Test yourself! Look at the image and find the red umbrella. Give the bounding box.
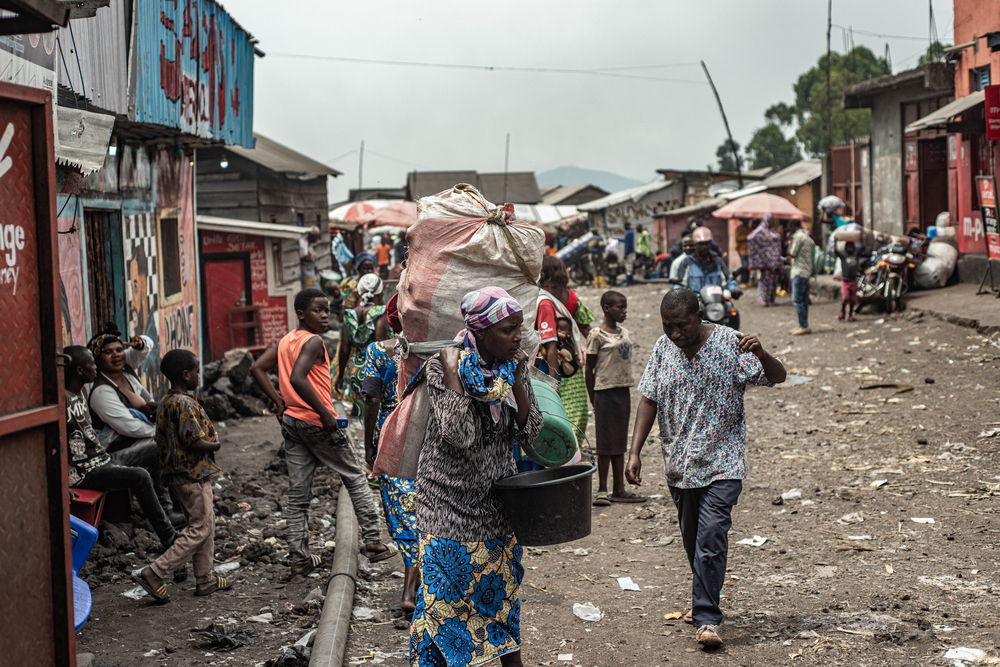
[329,201,376,222]
[359,201,417,228]
[712,193,809,220]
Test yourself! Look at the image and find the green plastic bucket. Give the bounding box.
[524,375,579,467]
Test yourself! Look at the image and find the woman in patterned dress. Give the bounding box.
[334,273,390,417]
[747,216,784,307]
[361,295,420,615]
[410,287,543,667]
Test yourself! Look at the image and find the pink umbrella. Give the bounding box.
[329,201,376,222]
[359,201,417,228]
[712,193,809,220]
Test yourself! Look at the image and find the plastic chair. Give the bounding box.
[69,488,107,527]
[69,515,98,632]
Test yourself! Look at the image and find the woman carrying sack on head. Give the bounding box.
[409,287,543,667]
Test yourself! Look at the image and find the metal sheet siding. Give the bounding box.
[133,0,254,146]
[57,0,130,114]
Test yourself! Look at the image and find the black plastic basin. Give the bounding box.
[493,464,596,546]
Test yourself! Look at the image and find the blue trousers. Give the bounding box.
[791,275,810,328]
[669,480,742,627]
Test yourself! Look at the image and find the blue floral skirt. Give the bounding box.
[378,474,418,568]
[409,532,523,667]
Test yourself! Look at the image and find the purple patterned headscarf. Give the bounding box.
[459,287,522,332]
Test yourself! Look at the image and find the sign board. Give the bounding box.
[986,85,1000,142]
[977,175,1000,260]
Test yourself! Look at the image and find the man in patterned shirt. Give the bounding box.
[625,289,785,649]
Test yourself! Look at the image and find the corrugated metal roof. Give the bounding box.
[761,159,822,188]
[132,0,255,146]
[539,183,608,205]
[477,172,541,204]
[407,171,479,199]
[229,133,340,179]
[512,204,580,225]
[905,90,984,132]
[197,215,310,239]
[57,0,129,115]
[577,178,675,212]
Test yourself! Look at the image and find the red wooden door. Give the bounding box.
[0,83,73,664]
[204,256,251,360]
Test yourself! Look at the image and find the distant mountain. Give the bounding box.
[537,166,644,194]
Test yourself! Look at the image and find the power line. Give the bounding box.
[268,52,706,85]
[831,23,927,42]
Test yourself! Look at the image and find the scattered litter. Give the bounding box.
[979,428,1000,439]
[781,375,813,387]
[214,561,241,574]
[121,585,147,600]
[572,548,590,557]
[237,502,252,511]
[837,512,864,525]
[190,624,259,652]
[871,480,889,488]
[932,625,957,633]
[616,577,641,591]
[859,383,913,394]
[885,564,894,574]
[293,630,316,648]
[246,612,273,623]
[557,654,574,661]
[266,645,310,667]
[572,602,603,622]
[943,647,986,662]
[143,649,163,657]
[736,535,768,547]
[663,611,684,620]
[912,404,927,410]
[353,606,377,621]
[303,586,325,604]
[910,517,935,524]
[820,385,834,392]
[781,488,803,501]
[846,535,872,540]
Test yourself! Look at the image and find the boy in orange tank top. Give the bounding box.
[252,288,395,575]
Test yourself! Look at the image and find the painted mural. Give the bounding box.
[133,0,255,147]
[56,195,87,346]
[123,152,199,392]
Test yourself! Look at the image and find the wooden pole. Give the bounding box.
[503,132,510,202]
[700,60,743,188]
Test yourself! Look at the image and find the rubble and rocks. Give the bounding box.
[200,349,275,421]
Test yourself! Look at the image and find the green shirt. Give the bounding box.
[637,230,652,256]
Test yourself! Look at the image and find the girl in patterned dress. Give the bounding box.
[361,295,420,615]
[410,287,543,667]
[747,217,784,306]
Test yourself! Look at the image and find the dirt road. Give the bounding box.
[78,282,1000,665]
[348,284,1000,666]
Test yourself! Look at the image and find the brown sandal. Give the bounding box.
[134,567,170,603]
[194,576,233,597]
[364,543,398,563]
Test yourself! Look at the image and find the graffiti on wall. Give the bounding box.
[134,0,255,146]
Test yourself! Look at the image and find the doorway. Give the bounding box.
[83,209,127,336]
[919,137,949,229]
[202,253,253,360]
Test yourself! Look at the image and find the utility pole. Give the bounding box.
[503,132,510,202]
[825,0,833,194]
[358,140,364,192]
[700,60,743,188]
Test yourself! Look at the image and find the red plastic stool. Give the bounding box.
[69,488,107,527]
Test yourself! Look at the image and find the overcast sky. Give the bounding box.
[226,0,953,203]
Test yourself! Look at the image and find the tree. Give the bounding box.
[918,41,951,65]
[789,47,890,156]
[715,139,742,172]
[744,123,802,171]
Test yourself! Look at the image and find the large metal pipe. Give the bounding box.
[309,485,359,667]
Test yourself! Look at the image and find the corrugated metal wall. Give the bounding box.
[56,0,129,115]
[132,0,254,147]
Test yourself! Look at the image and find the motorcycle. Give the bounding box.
[698,284,741,330]
[858,242,917,313]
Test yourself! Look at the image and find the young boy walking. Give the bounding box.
[136,349,228,602]
[837,240,861,321]
[252,288,394,576]
[586,291,644,506]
